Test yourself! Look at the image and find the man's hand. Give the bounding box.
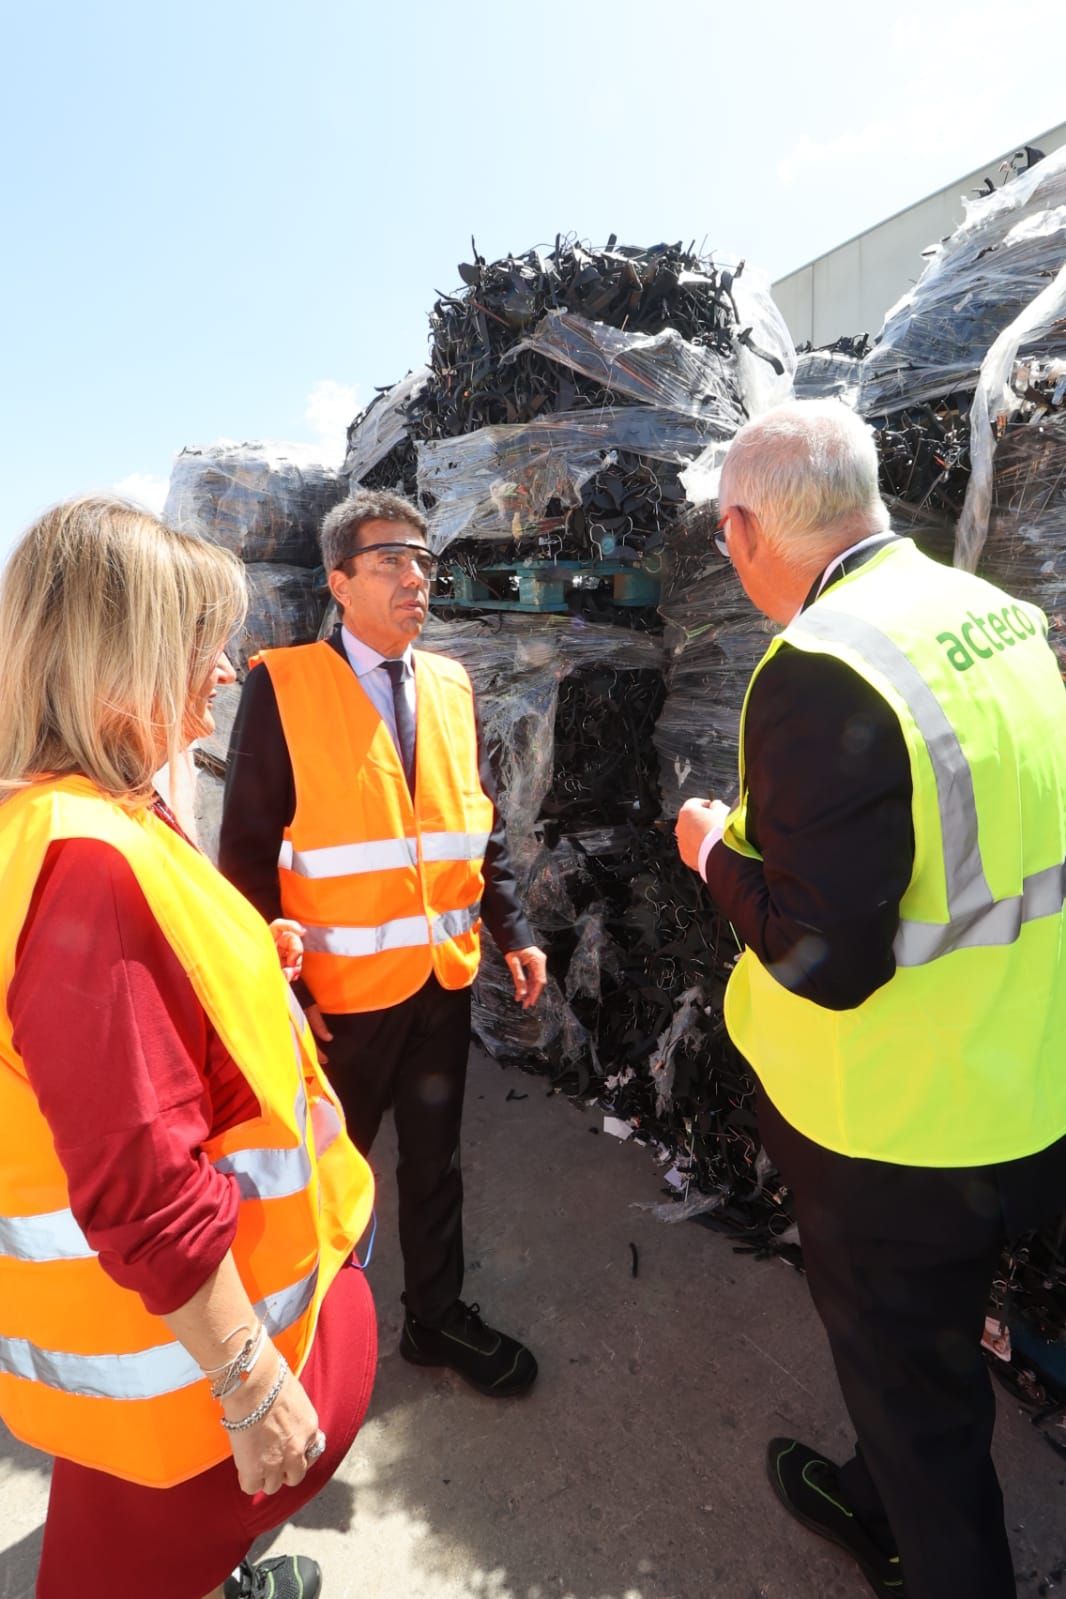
[505,946,547,1009]
[674,797,731,872]
[304,1002,334,1066]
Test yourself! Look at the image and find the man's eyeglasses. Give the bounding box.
[713,515,731,560]
[345,542,439,582]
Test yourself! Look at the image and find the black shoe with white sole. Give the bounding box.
[766,1437,905,1598]
[400,1299,538,1397]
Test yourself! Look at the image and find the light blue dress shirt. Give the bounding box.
[340,625,417,758]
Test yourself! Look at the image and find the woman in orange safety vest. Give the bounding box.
[0,499,375,1599]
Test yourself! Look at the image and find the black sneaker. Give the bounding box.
[223,1555,322,1599]
[766,1438,905,1598]
[400,1299,538,1397]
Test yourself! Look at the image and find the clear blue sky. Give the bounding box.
[2,0,1063,553]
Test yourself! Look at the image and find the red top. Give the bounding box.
[9,818,258,1315]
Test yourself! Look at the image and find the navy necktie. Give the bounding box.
[382,658,416,794]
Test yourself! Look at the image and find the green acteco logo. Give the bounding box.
[937,604,1039,671]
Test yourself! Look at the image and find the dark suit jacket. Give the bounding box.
[219,627,534,1010]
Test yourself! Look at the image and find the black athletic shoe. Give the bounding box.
[766,1437,905,1598]
[400,1299,538,1397]
[223,1555,322,1599]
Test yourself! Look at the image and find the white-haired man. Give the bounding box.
[675,400,1066,1599]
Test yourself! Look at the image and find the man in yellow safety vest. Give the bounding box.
[675,400,1066,1599]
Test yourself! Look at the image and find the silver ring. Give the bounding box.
[304,1429,326,1463]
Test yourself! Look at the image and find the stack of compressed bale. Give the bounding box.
[340,368,428,499]
[418,611,664,1073]
[340,237,798,1250]
[654,500,777,816]
[793,333,870,405]
[164,442,342,672]
[858,145,1066,545]
[955,266,1066,664]
[163,442,344,852]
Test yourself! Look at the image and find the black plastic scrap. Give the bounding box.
[335,222,1066,1389]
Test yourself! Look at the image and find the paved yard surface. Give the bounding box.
[2,1047,1063,1599]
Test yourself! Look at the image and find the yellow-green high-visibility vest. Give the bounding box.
[722,537,1066,1166]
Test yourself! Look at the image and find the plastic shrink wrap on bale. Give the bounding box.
[418,406,716,552]
[860,147,1066,416]
[341,368,428,494]
[420,614,661,1066]
[232,563,329,673]
[954,263,1066,664]
[164,442,344,565]
[793,336,869,406]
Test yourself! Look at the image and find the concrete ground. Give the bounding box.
[3,1047,1064,1599]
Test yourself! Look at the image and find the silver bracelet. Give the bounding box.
[211,1323,269,1400]
[219,1353,289,1432]
[200,1321,253,1376]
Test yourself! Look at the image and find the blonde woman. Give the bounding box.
[0,499,377,1599]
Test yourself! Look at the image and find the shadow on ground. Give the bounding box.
[266,1048,1066,1599]
[5,1049,1064,1598]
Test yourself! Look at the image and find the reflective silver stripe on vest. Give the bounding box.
[0,1265,318,1400]
[787,609,1066,963]
[3,1090,316,1260]
[279,832,489,879]
[303,899,482,959]
[214,1081,310,1201]
[280,837,416,877]
[214,1139,312,1201]
[419,830,490,864]
[0,1208,95,1263]
[310,1099,343,1161]
[432,902,482,943]
[789,608,994,919]
[894,857,1066,966]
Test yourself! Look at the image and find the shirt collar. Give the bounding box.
[340,624,414,680]
[798,532,899,617]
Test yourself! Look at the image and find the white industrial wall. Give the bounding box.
[773,121,1066,348]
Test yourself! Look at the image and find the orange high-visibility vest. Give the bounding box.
[0,776,374,1487]
[257,642,496,1014]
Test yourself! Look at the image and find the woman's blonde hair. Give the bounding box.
[0,496,247,806]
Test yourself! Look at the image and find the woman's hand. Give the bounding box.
[222,1350,323,1495]
[268,918,304,983]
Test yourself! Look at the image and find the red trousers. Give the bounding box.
[38,1265,376,1599]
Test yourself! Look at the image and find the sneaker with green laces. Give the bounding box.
[400,1298,538,1397]
[223,1555,322,1599]
[766,1437,905,1598]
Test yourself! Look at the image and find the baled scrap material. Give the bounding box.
[343,240,792,593]
[341,367,428,496]
[417,406,713,553]
[972,356,1066,667]
[956,265,1066,583]
[234,563,330,674]
[164,442,343,566]
[654,503,777,815]
[793,335,869,406]
[413,238,792,441]
[420,612,662,1069]
[860,146,1066,416]
[870,397,973,519]
[163,444,337,676]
